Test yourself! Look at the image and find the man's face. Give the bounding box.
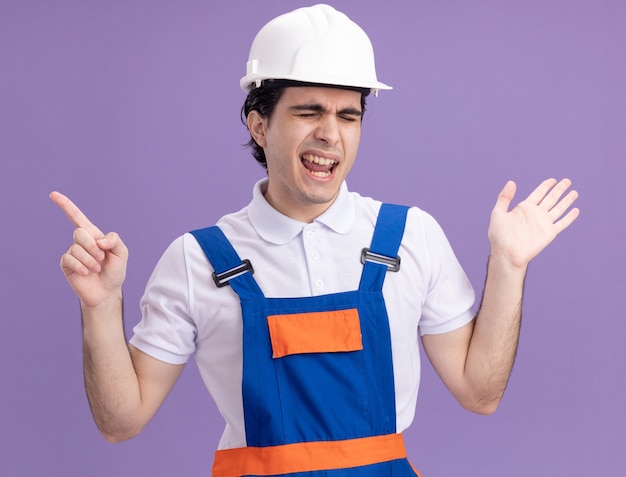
[248,86,363,222]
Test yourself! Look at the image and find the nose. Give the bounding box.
[314,115,341,145]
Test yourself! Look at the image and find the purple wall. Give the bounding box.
[2,1,624,475]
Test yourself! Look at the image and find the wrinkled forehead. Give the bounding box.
[277,86,364,111]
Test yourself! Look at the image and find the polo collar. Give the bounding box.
[248,179,355,245]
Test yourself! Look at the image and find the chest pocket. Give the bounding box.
[267,308,363,358]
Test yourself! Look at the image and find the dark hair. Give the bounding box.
[240,80,369,169]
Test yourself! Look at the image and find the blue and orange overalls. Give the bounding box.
[191,204,421,477]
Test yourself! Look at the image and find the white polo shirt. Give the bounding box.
[130,179,476,450]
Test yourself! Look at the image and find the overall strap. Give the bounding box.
[359,203,410,292]
[189,226,264,300]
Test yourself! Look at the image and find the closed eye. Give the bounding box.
[291,104,324,116]
[339,114,359,122]
[290,104,362,122]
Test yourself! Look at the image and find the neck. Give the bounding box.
[264,192,334,223]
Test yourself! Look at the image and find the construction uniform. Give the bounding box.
[130,179,475,476]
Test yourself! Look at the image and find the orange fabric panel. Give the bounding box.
[267,308,363,358]
[212,433,407,477]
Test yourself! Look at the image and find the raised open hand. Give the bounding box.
[50,192,128,308]
[488,178,580,269]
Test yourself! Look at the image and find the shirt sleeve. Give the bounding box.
[129,235,197,364]
[416,211,476,336]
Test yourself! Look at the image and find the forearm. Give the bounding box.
[464,253,527,412]
[81,294,144,442]
[51,192,183,441]
[424,179,578,415]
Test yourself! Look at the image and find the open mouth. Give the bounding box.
[301,153,337,178]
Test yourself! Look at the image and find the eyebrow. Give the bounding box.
[290,103,363,117]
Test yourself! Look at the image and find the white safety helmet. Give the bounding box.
[240,4,392,96]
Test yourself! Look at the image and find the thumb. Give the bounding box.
[96,232,128,260]
[493,180,517,214]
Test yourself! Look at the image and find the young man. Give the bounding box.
[50,5,579,476]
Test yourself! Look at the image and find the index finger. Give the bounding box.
[50,191,104,236]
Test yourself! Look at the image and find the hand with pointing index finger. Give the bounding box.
[50,191,128,309]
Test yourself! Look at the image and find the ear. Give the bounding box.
[247,111,267,148]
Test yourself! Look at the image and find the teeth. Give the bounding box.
[310,170,331,178]
[302,154,337,166]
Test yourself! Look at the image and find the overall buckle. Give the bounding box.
[212,259,254,288]
[360,248,401,272]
